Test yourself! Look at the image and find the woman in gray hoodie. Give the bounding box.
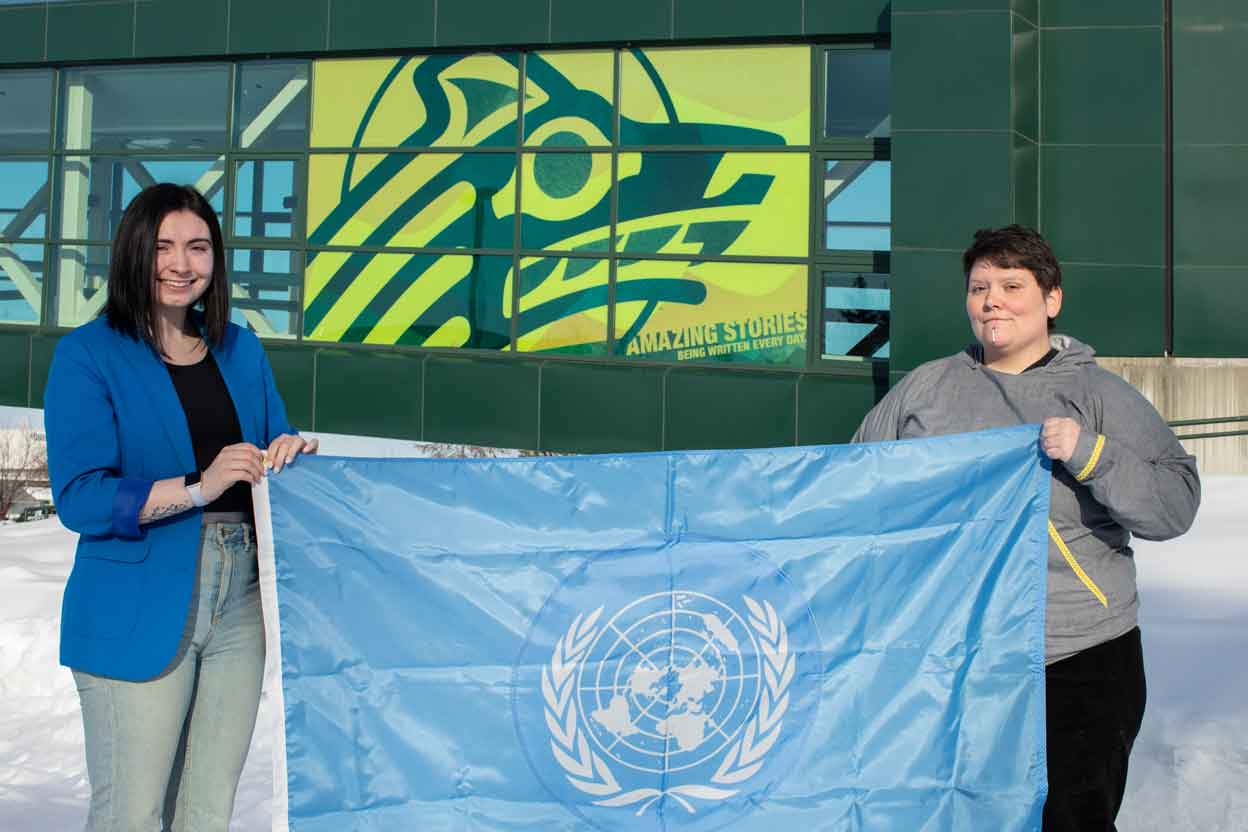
[854,225,1200,832]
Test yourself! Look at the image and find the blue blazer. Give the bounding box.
[45,317,294,681]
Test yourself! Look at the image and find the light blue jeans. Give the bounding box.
[73,520,265,832]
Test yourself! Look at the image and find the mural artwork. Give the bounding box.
[305,47,809,365]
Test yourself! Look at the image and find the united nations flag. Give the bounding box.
[257,426,1050,830]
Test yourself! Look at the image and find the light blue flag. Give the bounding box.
[255,425,1050,831]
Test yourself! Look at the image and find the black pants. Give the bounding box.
[1043,627,1147,832]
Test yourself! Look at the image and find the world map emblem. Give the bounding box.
[514,551,820,830]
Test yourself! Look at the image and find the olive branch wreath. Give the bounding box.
[541,597,793,816]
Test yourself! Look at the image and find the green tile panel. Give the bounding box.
[423,355,540,449]
[1174,19,1248,145]
[893,11,1012,132]
[1174,0,1248,26]
[46,0,134,63]
[892,131,1013,251]
[135,0,228,58]
[1040,145,1164,266]
[264,344,316,432]
[0,5,47,64]
[327,0,436,50]
[805,0,892,33]
[0,331,31,406]
[1041,0,1162,27]
[1012,132,1039,229]
[230,0,328,54]
[674,0,802,39]
[540,363,664,453]
[314,349,422,440]
[1040,27,1162,145]
[549,0,671,42]
[665,369,796,450]
[1174,146,1248,268]
[895,0,1035,14]
[796,371,883,446]
[887,248,968,372]
[1011,14,1039,142]
[1173,268,1248,357]
[28,333,59,409]
[436,0,550,47]
[1056,264,1165,355]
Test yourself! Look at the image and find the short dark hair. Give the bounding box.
[962,224,1062,294]
[103,183,229,354]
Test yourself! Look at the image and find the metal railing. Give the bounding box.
[1169,415,1248,441]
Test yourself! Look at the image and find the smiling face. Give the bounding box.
[152,210,213,317]
[965,260,1062,372]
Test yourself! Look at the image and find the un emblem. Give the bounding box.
[515,550,819,829]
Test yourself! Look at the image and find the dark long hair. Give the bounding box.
[103,183,229,354]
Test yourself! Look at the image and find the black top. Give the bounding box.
[165,351,252,518]
[1022,348,1059,373]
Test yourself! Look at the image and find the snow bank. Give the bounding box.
[2,455,1243,830]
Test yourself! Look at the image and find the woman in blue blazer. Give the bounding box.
[45,184,317,831]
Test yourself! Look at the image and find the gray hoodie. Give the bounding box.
[853,335,1201,664]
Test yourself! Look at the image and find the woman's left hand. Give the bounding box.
[1040,417,1081,462]
[266,434,319,473]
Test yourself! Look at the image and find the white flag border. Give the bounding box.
[253,476,290,832]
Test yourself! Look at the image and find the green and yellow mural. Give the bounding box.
[304,46,810,365]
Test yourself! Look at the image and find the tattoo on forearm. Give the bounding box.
[141,501,191,522]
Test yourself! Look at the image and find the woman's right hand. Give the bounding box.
[201,443,266,502]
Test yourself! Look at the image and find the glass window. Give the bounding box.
[52,243,110,328]
[515,255,608,356]
[311,53,520,149]
[0,70,53,150]
[303,251,512,348]
[229,248,301,338]
[234,62,310,150]
[0,242,43,324]
[824,49,890,139]
[0,159,50,240]
[59,64,230,152]
[615,260,807,367]
[824,159,891,252]
[233,159,301,240]
[519,150,611,252]
[822,271,889,360]
[617,152,808,258]
[59,157,224,242]
[524,51,614,147]
[306,153,515,250]
[621,46,810,146]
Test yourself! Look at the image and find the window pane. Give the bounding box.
[0,70,53,150]
[824,160,891,251]
[621,46,809,146]
[825,49,890,138]
[303,251,512,348]
[823,271,889,359]
[524,51,613,146]
[311,53,520,149]
[234,62,310,150]
[516,256,607,356]
[519,151,611,252]
[52,243,109,328]
[60,64,230,152]
[614,260,806,367]
[0,159,49,240]
[234,159,300,240]
[617,152,808,258]
[59,157,223,242]
[306,153,515,250]
[229,248,301,338]
[0,242,43,324]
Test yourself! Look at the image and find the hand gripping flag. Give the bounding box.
[255,425,1050,831]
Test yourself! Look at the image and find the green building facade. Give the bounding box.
[0,0,1243,452]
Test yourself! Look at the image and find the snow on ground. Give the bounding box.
[1,422,1243,829]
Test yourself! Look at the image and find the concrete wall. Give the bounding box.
[1099,357,1248,475]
